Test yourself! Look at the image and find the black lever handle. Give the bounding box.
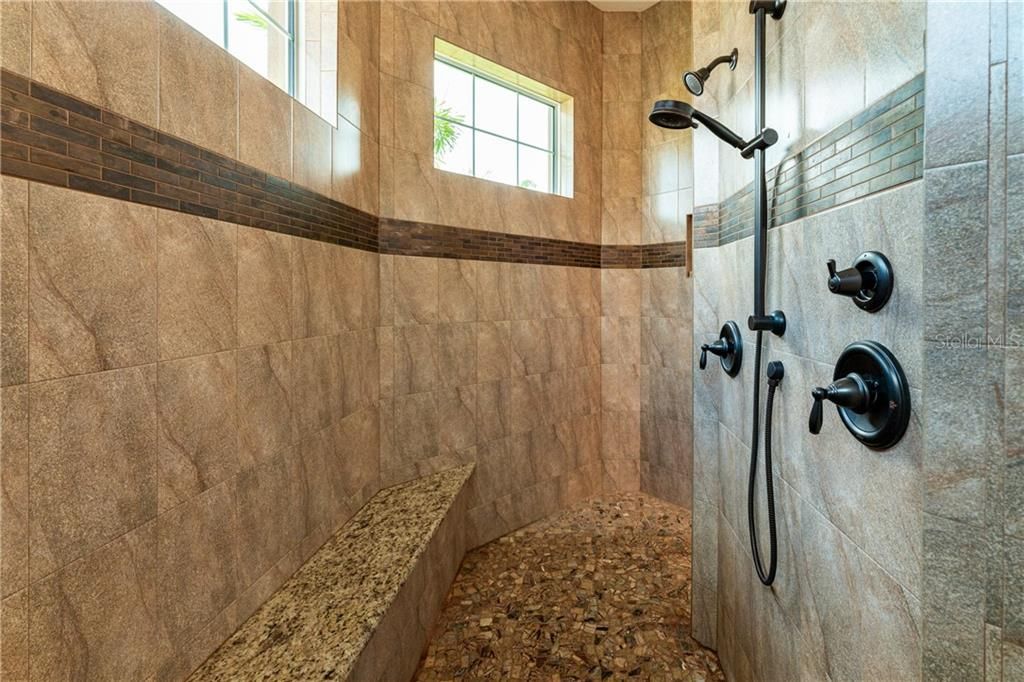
[700,340,731,371]
[808,373,874,435]
[809,387,826,434]
[827,259,877,297]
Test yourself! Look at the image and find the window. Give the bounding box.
[157,0,336,123]
[433,39,573,197]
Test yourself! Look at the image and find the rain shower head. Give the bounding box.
[683,48,738,97]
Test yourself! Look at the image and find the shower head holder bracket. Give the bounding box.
[808,340,911,449]
[700,321,743,377]
[749,0,786,20]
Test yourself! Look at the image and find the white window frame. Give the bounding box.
[433,55,560,194]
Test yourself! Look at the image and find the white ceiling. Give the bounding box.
[588,0,658,11]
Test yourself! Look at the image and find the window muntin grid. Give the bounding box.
[433,56,558,194]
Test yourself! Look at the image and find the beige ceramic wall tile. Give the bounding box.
[341,247,380,330]
[394,256,438,326]
[332,117,380,214]
[238,65,292,181]
[646,140,681,195]
[29,521,171,680]
[156,482,239,648]
[291,237,342,339]
[603,54,643,103]
[292,101,333,196]
[603,101,643,152]
[158,9,238,158]
[157,212,237,360]
[603,196,643,245]
[1,176,28,386]
[237,342,293,466]
[157,351,239,513]
[28,184,157,382]
[603,456,641,492]
[389,7,437,88]
[237,226,292,347]
[29,365,158,580]
[604,11,643,56]
[437,322,476,388]
[391,78,432,155]
[0,0,30,75]
[603,149,643,199]
[1,386,28,596]
[476,321,511,384]
[601,269,642,317]
[291,336,337,438]
[643,191,682,244]
[232,454,305,588]
[337,30,380,140]
[395,324,439,396]
[438,260,477,323]
[390,149,441,223]
[31,0,159,126]
[0,589,28,679]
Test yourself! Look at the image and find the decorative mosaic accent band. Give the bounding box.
[600,245,641,269]
[0,69,379,251]
[640,241,686,268]
[692,204,721,249]
[379,218,603,267]
[0,68,684,270]
[695,73,924,249]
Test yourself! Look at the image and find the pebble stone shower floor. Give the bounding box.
[415,494,724,681]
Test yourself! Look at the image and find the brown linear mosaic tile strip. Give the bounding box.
[641,241,686,269]
[599,243,687,269]
[600,245,642,269]
[0,68,378,252]
[379,218,603,267]
[0,69,687,271]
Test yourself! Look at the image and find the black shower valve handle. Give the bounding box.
[809,387,826,434]
[826,259,871,297]
[808,373,873,435]
[699,339,731,370]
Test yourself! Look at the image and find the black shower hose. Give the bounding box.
[747,330,778,586]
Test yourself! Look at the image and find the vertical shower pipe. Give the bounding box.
[745,0,786,587]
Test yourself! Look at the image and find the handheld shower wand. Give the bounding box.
[649,100,779,159]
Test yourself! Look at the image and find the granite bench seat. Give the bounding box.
[188,465,474,682]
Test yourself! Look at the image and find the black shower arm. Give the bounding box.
[690,109,778,158]
[698,53,734,77]
[690,109,746,149]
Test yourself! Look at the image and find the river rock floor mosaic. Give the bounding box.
[415,494,724,681]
